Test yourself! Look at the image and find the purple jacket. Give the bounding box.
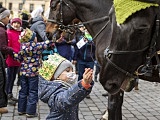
[0,23,13,56]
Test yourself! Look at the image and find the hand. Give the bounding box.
[82,68,93,84]
[56,35,64,43]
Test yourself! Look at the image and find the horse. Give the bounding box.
[48,0,160,119]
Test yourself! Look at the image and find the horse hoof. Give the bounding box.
[101,110,108,120]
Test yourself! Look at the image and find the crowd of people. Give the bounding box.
[0,4,99,119]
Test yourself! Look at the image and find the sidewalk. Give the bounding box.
[0,79,160,120]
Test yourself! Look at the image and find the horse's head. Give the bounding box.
[99,7,160,94]
[47,0,79,42]
[49,0,76,25]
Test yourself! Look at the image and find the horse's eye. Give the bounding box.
[51,5,57,11]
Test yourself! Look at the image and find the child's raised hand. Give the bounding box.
[82,68,93,84]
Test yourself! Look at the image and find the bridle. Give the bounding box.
[104,8,160,79]
[48,0,110,42]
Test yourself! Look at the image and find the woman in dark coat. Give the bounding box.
[0,6,13,114]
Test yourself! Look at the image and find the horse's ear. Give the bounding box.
[50,0,59,10]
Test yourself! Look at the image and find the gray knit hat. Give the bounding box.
[0,8,10,20]
[54,60,73,79]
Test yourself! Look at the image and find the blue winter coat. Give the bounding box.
[38,76,94,120]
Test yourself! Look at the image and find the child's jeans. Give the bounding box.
[6,66,19,95]
[18,75,38,115]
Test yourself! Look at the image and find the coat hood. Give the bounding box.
[31,16,44,24]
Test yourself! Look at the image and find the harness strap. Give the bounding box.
[155,6,160,77]
[144,6,160,77]
[104,54,137,78]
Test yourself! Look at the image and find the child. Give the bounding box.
[13,28,55,118]
[6,18,22,106]
[38,53,94,120]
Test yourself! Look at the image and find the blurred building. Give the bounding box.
[0,0,50,17]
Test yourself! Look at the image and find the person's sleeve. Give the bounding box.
[0,32,13,55]
[73,45,78,61]
[13,51,23,62]
[36,40,55,50]
[47,80,94,112]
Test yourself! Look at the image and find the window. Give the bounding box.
[0,2,2,6]
[30,4,34,13]
[19,3,23,10]
[9,3,12,10]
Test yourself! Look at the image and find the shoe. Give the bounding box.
[0,107,8,114]
[10,97,18,102]
[18,112,26,115]
[8,99,17,106]
[102,92,108,97]
[26,113,38,118]
[8,94,18,102]
[86,95,91,99]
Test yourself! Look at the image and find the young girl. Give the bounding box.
[38,53,94,120]
[6,18,22,106]
[13,28,55,118]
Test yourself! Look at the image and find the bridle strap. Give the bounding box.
[60,0,63,23]
[105,54,138,78]
[104,46,148,78]
[106,46,149,55]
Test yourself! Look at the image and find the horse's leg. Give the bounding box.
[108,90,124,120]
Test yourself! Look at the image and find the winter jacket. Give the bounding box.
[73,31,96,62]
[38,75,94,120]
[0,22,13,56]
[6,24,21,67]
[55,39,75,61]
[0,22,13,108]
[30,16,48,42]
[13,40,55,77]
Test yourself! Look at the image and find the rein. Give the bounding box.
[104,46,149,78]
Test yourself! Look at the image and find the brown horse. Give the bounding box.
[48,0,160,119]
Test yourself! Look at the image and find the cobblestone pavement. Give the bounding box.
[0,79,160,120]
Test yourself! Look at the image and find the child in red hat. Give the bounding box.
[6,17,23,106]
